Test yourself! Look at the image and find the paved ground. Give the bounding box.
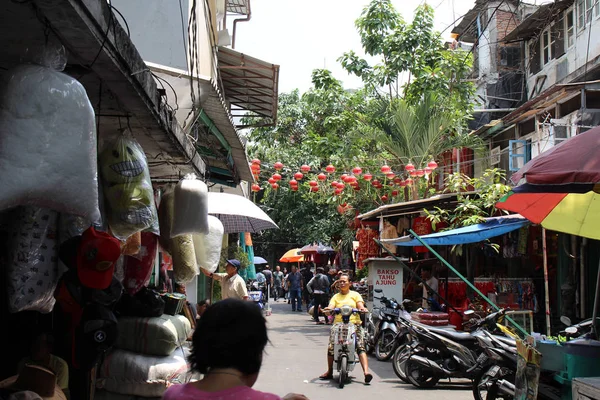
[254,300,474,400]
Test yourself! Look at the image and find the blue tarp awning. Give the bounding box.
[382,214,529,247]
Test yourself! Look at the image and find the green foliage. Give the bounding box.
[219,245,250,270]
[339,1,475,131]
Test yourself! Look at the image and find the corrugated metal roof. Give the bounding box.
[503,0,574,43]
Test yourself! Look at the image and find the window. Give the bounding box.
[577,0,599,30]
[566,9,575,47]
[541,28,554,65]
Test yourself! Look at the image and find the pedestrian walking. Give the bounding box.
[262,265,274,300]
[306,267,330,325]
[286,265,303,312]
[301,263,314,309]
[272,265,284,301]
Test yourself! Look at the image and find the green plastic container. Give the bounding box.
[536,340,566,372]
[563,339,600,381]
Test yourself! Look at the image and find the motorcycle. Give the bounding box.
[473,316,598,400]
[327,305,366,388]
[404,308,508,388]
[247,280,266,310]
[367,289,409,361]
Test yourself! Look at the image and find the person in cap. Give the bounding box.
[0,364,66,400]
[17,334,69,396]
[201,260,248,301]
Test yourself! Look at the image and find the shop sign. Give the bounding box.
[375,268,400,286]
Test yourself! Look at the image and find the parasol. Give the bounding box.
[300,243,335,254]
[254,256,268,264]
[279,248,304,263]
[497,126,600,337]
[207,192,278,233]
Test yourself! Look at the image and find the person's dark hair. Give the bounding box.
[198,298,210,308]
[189,299,268,375]
[316,267,324,274]
[422,265,433,273]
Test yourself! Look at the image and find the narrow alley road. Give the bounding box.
[253,300,473,400]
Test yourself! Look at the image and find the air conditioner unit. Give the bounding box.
[550,118,571,145]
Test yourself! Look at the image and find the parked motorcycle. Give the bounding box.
[247,280,266,310]
[404,308,508,388]
[367,289,411,361]
[327,305,366,388]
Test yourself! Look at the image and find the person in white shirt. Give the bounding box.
[201,259,249,301]
[420,265,439,309]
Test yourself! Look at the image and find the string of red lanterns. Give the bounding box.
[250,158,439,194]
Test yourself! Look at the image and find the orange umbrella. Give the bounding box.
[279,248,304,263]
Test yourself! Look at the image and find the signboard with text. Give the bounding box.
[365,258,404,310]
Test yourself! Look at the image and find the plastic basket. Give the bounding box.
[563,339,600,381]
[162,293,186,316]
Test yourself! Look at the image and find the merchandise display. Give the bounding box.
[0,56,99,220]
[157,190,175,253]
[97,347,194,397]
[123,233,158,295]
[115,314,191,356]
[6,206,59,313]
[171,235,198,284]
[192,215,224,273]
[121,232,141,257]
[171,175,209,237]
[99,133,159,240]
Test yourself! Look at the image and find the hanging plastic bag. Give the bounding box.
[171,174,209,237]
[6,206,60,313]
[171,235,198,284]
[0,42,99,221]
[192,216,224,273]
[99,132,158,240]
[121,231,141,257]
[158,190,175,254]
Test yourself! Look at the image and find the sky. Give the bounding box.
[232,0,477,94]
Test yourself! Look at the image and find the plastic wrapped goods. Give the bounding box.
[0,64,99,220]
[123,233,158,295]
[171,175,209,237]
[157,191,175,254]
[99,133,159,240]
[97,347,196,397]
[6,206,60,313]
[192,216,224,273]
[171,235,198,284]
[121,232,141,257]
[115,314,191,356]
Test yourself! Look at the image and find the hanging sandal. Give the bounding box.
[319,372,333,380]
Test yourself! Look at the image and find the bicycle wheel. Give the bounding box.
[339,356,348,388]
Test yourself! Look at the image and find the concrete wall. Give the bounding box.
[526,5,600,95]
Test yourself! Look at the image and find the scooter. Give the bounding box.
[247,280,266,310]
[404,308,508,388]
[328,305,365,388]
[367,289,410,361]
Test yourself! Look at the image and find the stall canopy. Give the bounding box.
[382,214,529,247]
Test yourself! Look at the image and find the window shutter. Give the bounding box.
[509,140,527,171]
[553,16,565,58]
[529,40,541,74]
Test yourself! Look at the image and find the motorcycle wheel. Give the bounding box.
[405,358,440,388]
[339,356,348,389]
[374,329,396,361]
[392,345,410,383]
[473,365,514,400]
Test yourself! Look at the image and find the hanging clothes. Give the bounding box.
[380,220,399,254]
[356,226,379,269]
[412,216,432,253]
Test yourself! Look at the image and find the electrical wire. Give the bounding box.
[108,4,130,37]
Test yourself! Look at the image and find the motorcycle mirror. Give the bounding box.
[464,310,475,316]
[560,316,572,326]
[374,289,383,293]
[565,327,578,334]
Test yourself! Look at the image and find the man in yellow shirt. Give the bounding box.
[319,274,372,384]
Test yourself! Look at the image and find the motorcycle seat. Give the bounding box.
[411,321,476,342]
[494,335,516,347]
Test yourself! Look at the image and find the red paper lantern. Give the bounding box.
[346,176,357,183]
[291,186,298,191]
[416,169,425,177]
[386,172,395,179]
[405,178,413,185]
[352,167,363,175]
[267,177,276,184]
[301,164,311,173]
[331,181,339,188]
[410,170,417,177]
[317,173,327,181]
[251,158,261,165]
[334,188,343,195]
[310,186,319,192]
[325,164,336,173]
[271,183,279,190]
[391,190,399,196]
[381,195,388,202]
[309,180,318,187]
[273,161,284,170]
[405,163,415,172]
[272,173,282,181]
[341,174,349,182]
[250,163,260,172]
[424,167,433,175]
[289,179,298,186]
[294,172,304,180]
[393,177,403,185]
[354,185,361,191]
[251,184,261,192]
[381,165,391,174]
[363,173,373,181]
[371,179,380,187]
[427,160,438,170]
[336,182,345,189]
[399,180,407,187]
